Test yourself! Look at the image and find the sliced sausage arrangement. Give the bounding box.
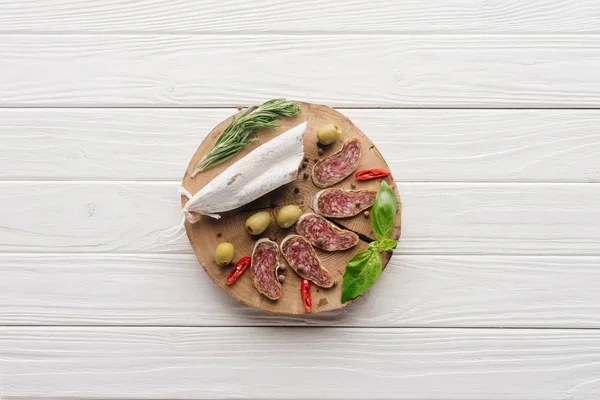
[296,213,359,251]
[251,238,282,300]
[314,188,377,218]
[312,138,361,188]
[212,115,391,311]
[281,235,335,288]
[246,135,376,302]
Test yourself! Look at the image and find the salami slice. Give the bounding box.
[312,138,361,188]
[296,213,359,251]
[314,188,376,218]
[251,238,282,300]
[280,235,335,288]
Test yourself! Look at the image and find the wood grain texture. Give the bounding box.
[3,253,600,327]
[1,182,600,255]
[181,103,401,314]
[1,35,600,107]
[2,327,600,399]
[2,0,600,33]
[3,108,600,182]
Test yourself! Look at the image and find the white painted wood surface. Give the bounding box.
[2,0,600,33]
[2,253,600,328]
[3,328,600,399]
[2,182,600,255]
[3,108,600,182]
[1,35,600,107]
[1,1,600,399]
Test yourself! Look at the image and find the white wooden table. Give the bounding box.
[1,1,600,399]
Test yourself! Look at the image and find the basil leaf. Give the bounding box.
[371,181,397,242]
[375,238,398,252]
[341,249,382,303]
[367,239,398,252]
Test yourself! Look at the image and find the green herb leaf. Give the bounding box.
[372,238,399,252]
[367,238,398,252]
[341,182,399,303]
[340,249,382,303]
[371,181,397,242]
[193,99,301,176]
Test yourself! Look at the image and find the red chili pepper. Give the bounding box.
[301,279,312,312]
[226,256,251,285]
[355,168,390,181]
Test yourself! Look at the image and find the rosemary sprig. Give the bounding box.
[192,99,302,177]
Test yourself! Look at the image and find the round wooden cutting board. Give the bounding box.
[182,102,401,314]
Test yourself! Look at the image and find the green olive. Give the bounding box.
[214,242,234,266]
[276,205,302,228]
[245,211,272,235]
[316,123,342,145]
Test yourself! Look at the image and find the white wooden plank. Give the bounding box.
[0,108,221,181]
[1,182,599,255]
[3,108,600,182]
[2,327,600,399]
[1,35,600,107]
[0,108,224,181]
[0,182,189,254]
[2,253,600,328]
[2,0,600,34]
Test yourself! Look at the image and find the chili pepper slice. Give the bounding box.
[226,256,251,285]
[355,168,390,181]
[301,279,312,312]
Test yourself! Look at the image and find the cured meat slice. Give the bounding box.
[312,138,361,188]
[251,238,282,300]
[295,213,359,251]
[314,188,376,218]
[280,235,335,288]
